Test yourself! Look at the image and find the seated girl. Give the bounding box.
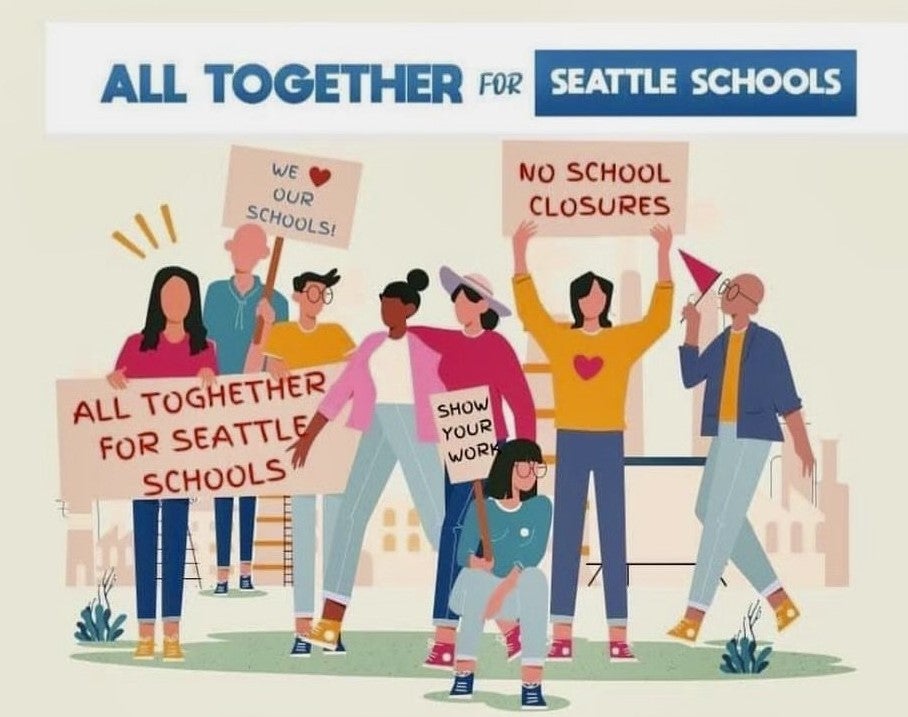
[448,439,552,711]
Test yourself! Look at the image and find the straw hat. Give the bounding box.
[438,266,512,317]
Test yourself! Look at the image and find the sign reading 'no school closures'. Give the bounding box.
[56,367,358,502]
[431,386,498,484]
[502,140,689,237]
[223,145,363,248]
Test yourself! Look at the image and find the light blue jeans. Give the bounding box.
[449,567,548,666]
[292,494,341,617]
[322,403,444,605]
[688,422,781,610]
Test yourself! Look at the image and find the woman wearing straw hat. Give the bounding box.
[411,267,537,670]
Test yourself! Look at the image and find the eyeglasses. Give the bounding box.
[718,279,758,305]
[304,285,334,304]
[515,461,548,479]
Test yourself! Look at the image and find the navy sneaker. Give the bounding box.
[449,672,474,700]
[521,683,547,711]
[213,581,229,595]
[289,635,312,657]
[323,635,346,656]
[239,574,255,590]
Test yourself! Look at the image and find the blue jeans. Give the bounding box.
[292,494,341,617]
[449,567,548,666]
[688,422,778,610]
[214,496,256,569]
[323,403,444,605]
[550,430,628,627]
[432,475,479,627]
[133,498,189,622]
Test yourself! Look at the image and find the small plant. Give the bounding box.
[74,568,127,643]
[720,601,773,674]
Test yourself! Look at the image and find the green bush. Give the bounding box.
[720,601,772,674]
[74,568,127,643]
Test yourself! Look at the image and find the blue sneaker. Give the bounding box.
[521,683,547,711]
[323,635,346,656]
[289,635,312,657]
[239,575,255,590]
[449,672,474,700]
[213,581,228,595]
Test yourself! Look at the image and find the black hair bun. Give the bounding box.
[406,268,429,292]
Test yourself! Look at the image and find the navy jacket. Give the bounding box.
[679,323,801,442]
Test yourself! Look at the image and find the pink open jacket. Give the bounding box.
[317,331,445,442]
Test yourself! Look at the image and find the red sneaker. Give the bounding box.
[501,626,522,662]
[609,641,638,663]
[547,637,573,662]
[423,639,456,670]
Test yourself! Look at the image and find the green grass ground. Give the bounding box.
[72,630,852,682]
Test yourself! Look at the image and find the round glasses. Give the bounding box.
[304,285,334,304]
[717,278,757,305]
[515,461,548,479]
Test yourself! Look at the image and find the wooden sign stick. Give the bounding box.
[473,479,493,562]
[252,235,285,344]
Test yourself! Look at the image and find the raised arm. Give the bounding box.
[678,305,721,388]
[617,225,675,356]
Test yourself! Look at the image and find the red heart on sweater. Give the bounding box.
[573,355,604,380]
[309,166,332,187]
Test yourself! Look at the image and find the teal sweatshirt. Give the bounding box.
[457,496,552,579]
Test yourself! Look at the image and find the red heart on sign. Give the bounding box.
[573,355,604,380]
[309,167,331,187]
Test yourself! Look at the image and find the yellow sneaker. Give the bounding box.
[667,617,701,643]
[775,598,801,632]
[133,637,155,660]
[162,636,185,662]
[305,619,342,651]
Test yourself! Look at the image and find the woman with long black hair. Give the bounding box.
[107,266,217,662]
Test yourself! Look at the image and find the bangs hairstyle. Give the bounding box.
[570,271,614,329]
[293,268,341,292]
[452,284,499,331]
[485,439,543,501]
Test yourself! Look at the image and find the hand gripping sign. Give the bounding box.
[57,367,358,502]
[431,385,498,559]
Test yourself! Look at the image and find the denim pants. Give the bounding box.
[214,496,256,569]
[431,474,481,627]
[449,567,548,666]
[292,493,341,617]
[322,403,444,605]
[688,422,778,610]
[133,498,189,622]
[550,430,628,627]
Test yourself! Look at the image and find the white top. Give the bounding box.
[369,335,415,404]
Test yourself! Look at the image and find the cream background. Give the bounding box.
[4,1,907,715]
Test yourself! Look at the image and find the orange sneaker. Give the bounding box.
[667,617,701,643]
[305,619,342,651]
[162,636,185,662]
[775,598,801,631]
[133,637,155,660]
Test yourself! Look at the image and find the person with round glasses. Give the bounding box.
[254,267,357,657]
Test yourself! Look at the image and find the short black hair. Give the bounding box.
[570,271,614,329]
[451,284,500,331]
[485,439,543,501]
[381,268,429,310]
[293,268,341,293]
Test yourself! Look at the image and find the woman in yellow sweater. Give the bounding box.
[511,219,674,663]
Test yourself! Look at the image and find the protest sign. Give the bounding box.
[502,140,688,236]
[222,145,362,249]
[431,386,497,484]
[56,367,358,502]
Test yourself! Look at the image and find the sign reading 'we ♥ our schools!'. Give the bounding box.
[223,145,362,248]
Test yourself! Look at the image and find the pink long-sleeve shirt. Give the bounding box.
[409,326,536,442]
[317,331,445,443]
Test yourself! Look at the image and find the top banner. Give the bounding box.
[45,23,908,134]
